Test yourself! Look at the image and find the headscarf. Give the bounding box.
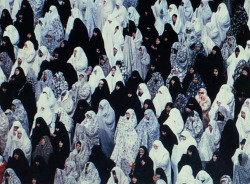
[137,83,151,108]
[221,36,237,62]
[11,99,29,135]
[3,25,20,45]
[164,108,184,136]
[146,72,164,99]
[186,73,206,99]
[233,152,250,184]
[193,0,212,25]
[153,86,172,118]
[106,66,124,93]
[0,52,13,78]
[134,46,150,80]
[136,109,160,150]
[198,120,221,161]
[2,168,21,184]
[176,165,200,184]
[53,72,69,98]
[174,94,188,114]
[107,166,129,184]
[78,162,101,184]
[196,170,213,184]
[220,175,232,184]
[236,107,250,143]
[89,66,105,94]
[99,55,111,77]
[128,7,140,26]
[97,99,115,157]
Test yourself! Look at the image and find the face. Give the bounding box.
[93,31,97,37]
[171,79,175,85]
[139,48,143,55]
[193,78,198,83]
[187,150,192,157]
[128,93,132,98]
[200,2,204,7]
[111,68,116,75]
[12,104,16,111]
[212,154,217,162]
[212,49,216,55]
[155,38,160,44]
[166,106,171,112]
[115,4,120,9]
[242,70,248,76]
[150,65,155,71]
[189,116,194,121]
[144,103,148,109]
[15,69,20,75]
[99,82,103,88]
[138,87,143,94]
[41,138,45,146]
[139,149,144,156]
[132,177,137,183]
[182,136,186,141]
[208,125,213,132]
[161,131,166,136]
[198,90,204,97]
[115,85,120,90]
[213,69,218,76]
[14,126,19,131]
[145,114,150,120]
[172,16,177,22]
[47,35,52,41]
[241,111,246,119]
[87,114,91,119]
[100,59,105,65]
[153,144,158,150]
[32,178,37,184]
[74,50,77,57]
[235,51,240,57]
[195,46,201,51]
[189,67,194,73]
[17,131,22,139]
[1,87,7,93]
[76,143,81,151]
[126,112,131,119]
[14,153,19,160]
[59,141,63,148]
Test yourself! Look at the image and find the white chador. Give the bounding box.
[67,47,88,78]
[106,66,124,93]
[97,0,114,32]
[109,0,128,28]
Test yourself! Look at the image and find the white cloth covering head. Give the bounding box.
[127,7,140,26]
[137,83,151,108]
[3,25,20,45]
[107,166,129,184]
[176,165,201,184]
[89,65,105,94]
[196,170,213,184]
[153,86,172,118]
[106,66,124,93]
[149,140,169,166]
[164,108,184,135]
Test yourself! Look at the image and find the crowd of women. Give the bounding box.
[0,0,249,183]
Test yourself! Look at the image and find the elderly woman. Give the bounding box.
[195,88,211,128]
[136,109,160,151]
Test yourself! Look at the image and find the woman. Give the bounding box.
[153,86,172,118]
[207,46,224,75]
[99,55,111,77]
[6,128,31,163]
[91,79,110,112]
[107,167,129,184]
[221,36,237,63]
[133,46,150,80]
[196,170,213,184]
[125,71,143,94]
[97,99,116,158]
[96,0,113,31]
[89,28,106,67]
[186,73,206,100]
[195,88,211,127]
[31,155,50,183]
[56,107,74,143]
[0,9,13,34]
[136,109,160,150]
[10,99,29,135]
[72,100,92,126]
[0,107,9,155]
[89,66,105,94]
[198,120,221,163]
[106,66,124,93]
[35,70,55,101]
[184,110,203,144]
[67,47,88,78]
[149,140,172,184]
[168,76,183,101]
[174,94,188,114]
[160,125,178,156]
[182,66,196,94]
[176,165,202,184]
[111,109,139,177]
[31,117,50,150]
[205,151,227,184]
[78,162,101,184]
[234,67,250,98]
[233,152,250,184]
[137,83,151,108]
[6,149,30,183]
[0,52,13,79]
[73,111,99,150]
[32,136,53,164]
[178,145,202,177]
[0,36,15,62]
[146,72,164,99]
[53,72,68,98]
[66,141,90,176]
[2,168,21,184]
[236,107,250,143]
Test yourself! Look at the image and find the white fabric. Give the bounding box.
[34,18,48,47]
[192,0,212,25]
[176,165,202,184]
[88,66,105,94]
[196,170,213,184]
[149,140,172,184]
[198,120,221,161]
[171,130,197,183]
[67,47,88,78]
[127,7,140,26]
[167,4,178,23]
[244,40,250,61]
[11,0,22,21]
[3,25,19,45]
[178,0,193,31]
[137,83,151,108]
[205,14,221,47]
[201,25,216,56]
[245,0,250,17]
[226,46,245,87]
[163,108,184,136]
[37,86,57,111]
[109,0,128,28]
[153,86,172,118]
[78,162,101,184]
[97,0,114,32]
[55,90,75,117]
[107,167,129,184]
[151,0,168,18]
[209,84,235,120]
[106,66,124,93]
[236,107,250,143]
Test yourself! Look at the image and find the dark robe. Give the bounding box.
[0,36,15,62]
[160,125,178,156]
[0,82,13,111]
[169,76,182,101]
[183,97,202,122]
[178,145,202,177]
[125,71,144,94]
[91,79,110,113]
[57,0,71,27]
[31,156,50,184]
[0,9,13,33]
[182,67,196,94]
